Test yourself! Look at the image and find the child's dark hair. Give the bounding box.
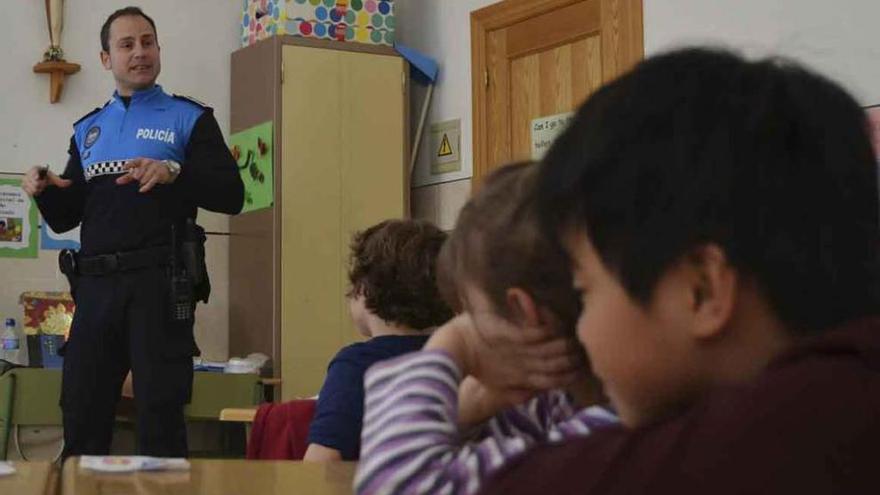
[539,47,880,334]
[348,219,453,330]
[101,6,157,52]
[438,162,581,336]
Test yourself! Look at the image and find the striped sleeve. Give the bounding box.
[479,393,618,447]
[354,351,619,495]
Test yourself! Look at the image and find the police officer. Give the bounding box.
[21,7,244,458]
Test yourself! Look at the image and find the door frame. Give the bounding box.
[470,0,644,187]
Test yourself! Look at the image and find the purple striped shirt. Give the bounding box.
[355,351,618,495]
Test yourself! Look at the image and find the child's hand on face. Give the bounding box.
[458,376,535,430]
[426,312,585,397]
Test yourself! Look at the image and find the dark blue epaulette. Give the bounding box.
[72,101,109,127]
[172,94,213,111]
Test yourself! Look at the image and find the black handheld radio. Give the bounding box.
[169,223,195,323]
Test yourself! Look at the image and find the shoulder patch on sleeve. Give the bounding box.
[72,103,107,127]
[173,94,212,110]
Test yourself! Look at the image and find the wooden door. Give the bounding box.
[280,44,407,399]
[471,0,643,186]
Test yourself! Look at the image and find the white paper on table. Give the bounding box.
[0,461,16,476]
[80,456,190,473]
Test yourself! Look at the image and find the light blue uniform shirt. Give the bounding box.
[72,85,205,182]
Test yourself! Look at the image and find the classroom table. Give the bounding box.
[62,458,357,495]
[0,461,59,495]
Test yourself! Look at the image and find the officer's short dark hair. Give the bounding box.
[348,219,453,331]
[538,47,880,334]
[101,6,157,52]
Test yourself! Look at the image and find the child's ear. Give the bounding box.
[505,287,541,327]
[687,244,737,340]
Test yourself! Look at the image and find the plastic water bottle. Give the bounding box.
[1,318,23,365]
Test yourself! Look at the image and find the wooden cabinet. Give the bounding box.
[229,37,409,400]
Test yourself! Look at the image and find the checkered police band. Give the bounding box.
[84,160,134,181]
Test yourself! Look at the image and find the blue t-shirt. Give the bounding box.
[308,334,430,460]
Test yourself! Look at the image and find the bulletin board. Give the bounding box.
[230,121,275,213]
[0,177,38,258]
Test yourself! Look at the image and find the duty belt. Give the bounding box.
[60,246,172,276]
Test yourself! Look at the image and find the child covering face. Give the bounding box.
[354,162,618,495]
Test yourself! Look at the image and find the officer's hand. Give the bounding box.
[117,158,172,193]
[21,166,72,197]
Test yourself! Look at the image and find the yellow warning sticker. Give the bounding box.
[428,119,462,178]
[437,133,453,157]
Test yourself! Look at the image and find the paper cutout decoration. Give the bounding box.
[40,221,80,250]
[230,121,275,213]
[0,178,38,258]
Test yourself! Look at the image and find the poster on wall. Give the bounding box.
[40,221,80,250]
[531,112,575,160]
[0,178,38,258]
[230,121,274,213]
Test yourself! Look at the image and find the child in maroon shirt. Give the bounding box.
[478,48,880,494]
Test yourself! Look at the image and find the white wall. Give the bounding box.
[0,0,242,360]
[644,0,880,105]
[395,0,500,230]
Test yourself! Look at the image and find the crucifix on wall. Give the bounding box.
[33,0,81,103]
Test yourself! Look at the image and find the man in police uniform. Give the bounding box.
[21,7,244,458]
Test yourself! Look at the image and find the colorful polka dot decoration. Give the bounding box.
[241,0,394,47]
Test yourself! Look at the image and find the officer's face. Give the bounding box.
[101,15,161,96]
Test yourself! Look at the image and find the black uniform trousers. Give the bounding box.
[60,266,195,458]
